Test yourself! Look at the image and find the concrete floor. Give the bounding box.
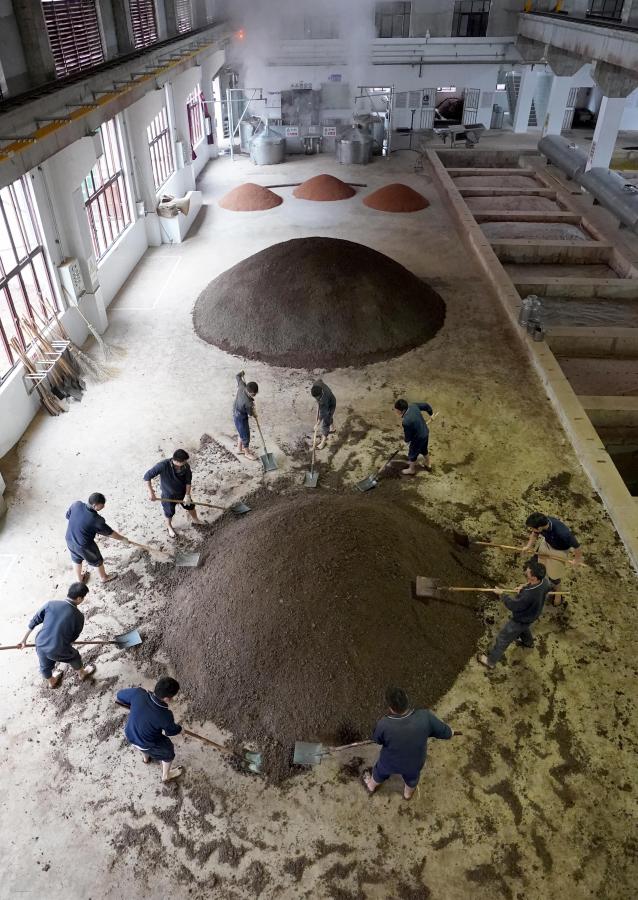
[1,148,637,899]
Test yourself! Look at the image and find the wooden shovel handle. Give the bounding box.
[1,639,114,651]
[475,541,588,567]
[446,586,570,595]
[182,727,230,754]
[158,497,225,510]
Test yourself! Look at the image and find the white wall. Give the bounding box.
[620,88,638,131]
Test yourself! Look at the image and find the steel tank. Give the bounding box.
[538,135,587,180]
[336,126,373,165]
[249,126,285,165]
[578,168,638,231]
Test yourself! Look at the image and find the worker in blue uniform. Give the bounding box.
[18,582,95,688]
[144,449,200,538]
[117,676,183,782]
[477,559,551,669]
[65,492,130,584]
[311,379,336,450]
[522,512,584,606]
[233,371,259,461]
[394,398,434,476]
[363,687,456,801]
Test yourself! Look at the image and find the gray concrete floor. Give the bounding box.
[1,149,637,899]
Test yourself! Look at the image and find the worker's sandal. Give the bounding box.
[477,654,495,670]
[48,671,63,689]
[79,664,96,681]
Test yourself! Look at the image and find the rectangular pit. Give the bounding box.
[465,195,566,213]
[480,221,594,242]
[539,296,638,328]
[493,242,612,266]
[556,357,638,396]
[596,427,638,495]
[506,263,621,280]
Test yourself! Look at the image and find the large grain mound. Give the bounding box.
[219,183,283,211]
[192,237,445,368]
[363,183,429,213]
[159,491,484,781]
[292,174,356,201]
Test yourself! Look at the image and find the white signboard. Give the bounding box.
[285,126,299,137]
[322,126,337,137]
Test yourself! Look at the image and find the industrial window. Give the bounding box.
[147,106,175,190]
[81,118,132,261]
[587,0,623,20]
[0,177,59,381]
[452,0,491,38]
[129,0,158,49]
[375,2,411,38]
[42,0,104,78]
[186,85,204,147]
[176,0,192,33]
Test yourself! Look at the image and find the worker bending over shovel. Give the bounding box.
[477,559,551,670]
[311,379,336,450]
[523,512,583,606]
[394,398,434,476]
[144,449,200,538]
[117,677,183,782]
[233,371,259,462]
[65,493,130,584]
[363,687,456,800]
[18,582,95,689]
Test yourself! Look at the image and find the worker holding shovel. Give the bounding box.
[363,687,456,801]
[394,398,434,476]
[116,677,184,782]
[144,449,201,539]
[17,582,95,689]
[477,559,551,670]
[523,512,584,606]
[233,371,259,462]
[65,493,130,584]
[311,379,336,450]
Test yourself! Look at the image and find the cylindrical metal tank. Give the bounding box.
[370,119,385,155]
[578,168,638,231]
[538,135,587,180]
[239,119,257,153]
[249,127,285,165]
[336,127,373,165]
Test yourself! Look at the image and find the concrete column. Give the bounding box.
[12,0,56,85]
[622,0,638,26]
[585,96,626,171]
[513,67,537,134]
[542,75,572,136]
[110,0,135,55]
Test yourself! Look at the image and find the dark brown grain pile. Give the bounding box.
[192,237,446,368]
[158,491,483,781]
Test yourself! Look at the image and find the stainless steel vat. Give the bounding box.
[249,127,285,165]
[538,135,587,180]
[336,126,373,165]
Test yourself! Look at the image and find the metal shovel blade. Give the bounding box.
[293,741,326,766]
[415,576,440,600]
[244,751,263,774]
[175,551,202,568]
[260,452,278,473]
[230,501,251,515]
[114,629,142,648]
[304,470,319,488]
[356,475,378,493]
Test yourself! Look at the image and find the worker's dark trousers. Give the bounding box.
[487,620,534,666]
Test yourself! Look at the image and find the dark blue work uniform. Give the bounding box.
[312,380,336,437]
[372,708,453,788]
[143,459,193,519]
[542,517,580,552]
[65,501,113,566]
[28,599,84,678]
[233,374,255,447]
[401,402,433,461]
[117,687,182,762]
[487,578,551,666]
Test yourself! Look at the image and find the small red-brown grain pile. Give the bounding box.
[292,174,356,201]
[363,183,429,213]
[219,183,283,211]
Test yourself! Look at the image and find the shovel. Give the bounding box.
[304,421,320,488]
[158,497,251,515]
[452,531,587,567]
[254,417,278,473]
[1,628,142,651]
[174,551,202,568]
[127,539,172,563]
[115,700,262,774]
[128,538,200,568]
[414,577,569,603]
[356,450,400,492]
[294,739,375,767]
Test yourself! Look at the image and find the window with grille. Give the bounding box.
[42,0,104,78]
[375,2,411,38]
[176,0,192,33]
[587,0,623,20]
[130,0,158,49]
[81,118,132,261]
[186,85,204,148]
[147,107,175,191]
[0,177,59,381]
[452,0,491,37]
